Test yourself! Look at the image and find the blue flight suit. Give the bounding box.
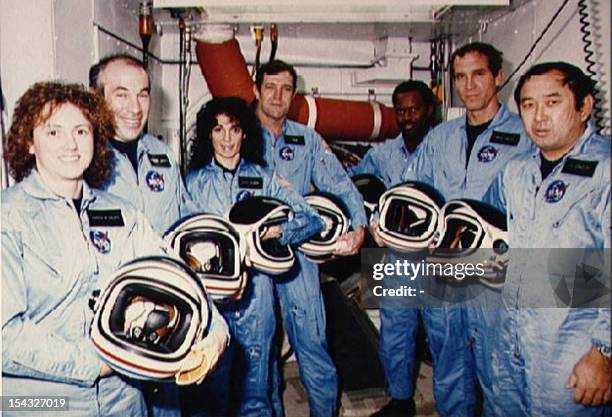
[400,103,534,416]
[104,133,193,236]
[350,134,413,187]
[1,172,167,417]
[351,134,434,401]
[484,124,611,417]
[102,133,195,416]
[185,159,324,417]
[262,119,368,417]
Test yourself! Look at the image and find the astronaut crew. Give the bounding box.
[183,96,324,417]
[484,62,611,416]
[2,45,610,417]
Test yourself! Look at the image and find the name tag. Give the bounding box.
[284,135,305,145]
[238,176,263,189]
[561,158,598,177]
[490,131,520,146]
[87,209,125,227]
[147,153,171,167]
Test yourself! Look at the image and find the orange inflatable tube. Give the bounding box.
[195,38,399,142]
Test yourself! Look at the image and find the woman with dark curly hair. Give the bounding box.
[1,82,172,416]
[183,96,323,417]
[188,95,267,173]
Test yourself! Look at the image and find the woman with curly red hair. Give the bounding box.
[1,82,167,416]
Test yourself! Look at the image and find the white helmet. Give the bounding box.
[90,256,211,381]
[299,192,351,263]
[428,199,509,285]
[377,181,445,252]
[228,196,295,275]
[165,214,248,301]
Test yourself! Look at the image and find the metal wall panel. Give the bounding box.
[0,0,56,117]
[455,0,610,134]
[54,0,94,85]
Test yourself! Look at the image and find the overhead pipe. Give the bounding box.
[195,38,399,142]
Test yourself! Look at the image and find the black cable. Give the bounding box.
[578,0,605,133]
[499,0,571,91]
[96,23,185,65]
[253,42,262,79]
[269,39,278,63]
[178,22,187,175]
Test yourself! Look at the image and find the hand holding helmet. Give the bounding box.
[228,196,295,275]
[368,218,386,247]
[376,181,445,252]
[90,256,215,383]
[175,327,228,385]
[333,227,365,256]
[260,225,283,240]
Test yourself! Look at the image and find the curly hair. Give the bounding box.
[5,82,115,187]
[189,97,267,173]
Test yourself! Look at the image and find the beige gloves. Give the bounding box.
[175,327,229,385]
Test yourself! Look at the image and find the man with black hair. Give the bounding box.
[351,80,436,183]
[350,80,436,417]
[253,59,368,417]
[485,61,611,417]
[399,42,534,416]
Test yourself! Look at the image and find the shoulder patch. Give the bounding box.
[561,158,598,177]
[477,145,498,163]
[147,153,172,167]
[490,131,520,146]
[238,176,263,189]
[285,135,305,145]
[87,209,125,227]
